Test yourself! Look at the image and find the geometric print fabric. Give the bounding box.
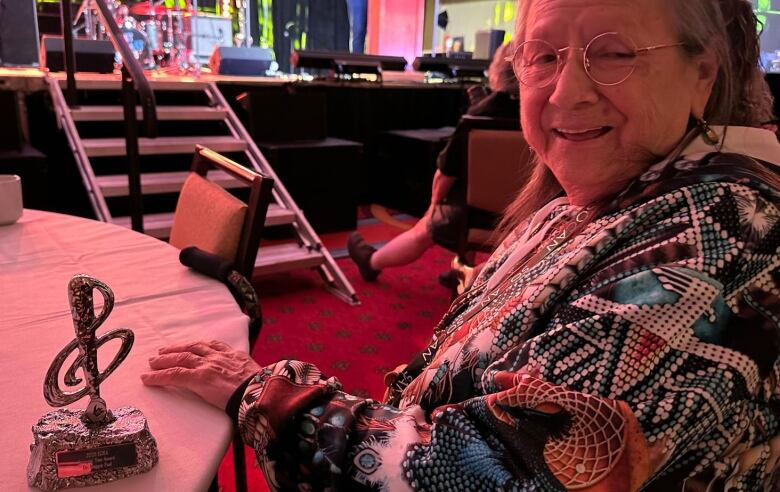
[239,151,780,491]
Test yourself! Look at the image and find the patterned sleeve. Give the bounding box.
[483,182,780,490]
[237,182,780,491]
[238,360,585,490]
[238,363,653,490]
[237,360,431,490]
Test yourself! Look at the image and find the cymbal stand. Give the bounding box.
[73,0,96,39]
[189,0,201,76]
[161,0,200,76]
[235,0,253,47]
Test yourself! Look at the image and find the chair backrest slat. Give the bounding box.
[466,129,531,213]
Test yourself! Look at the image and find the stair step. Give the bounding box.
[71,105,228,122]
[110,204,297,237]
[96,170,244,197]
[48,74,358,304]
[55,75,210,91]
[263,205,298,226]
[82,136,247,157]
[254,242,326,276]
[111,212,178,237]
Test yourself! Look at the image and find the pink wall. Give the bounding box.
[366,0,425,69]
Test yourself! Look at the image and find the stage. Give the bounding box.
[0,65,470,219]
[0,65,461,90]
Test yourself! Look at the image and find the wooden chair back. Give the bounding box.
[447,116,531,255]
[170,145,274,278]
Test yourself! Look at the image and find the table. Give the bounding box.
[0,210,250,491]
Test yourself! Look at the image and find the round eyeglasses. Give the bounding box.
[507,32,685,88]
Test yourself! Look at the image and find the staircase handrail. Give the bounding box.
[61,0,156,232]
[89,0,158,137]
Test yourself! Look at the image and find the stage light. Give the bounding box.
[291,50,407,77]
[412,55,488,79]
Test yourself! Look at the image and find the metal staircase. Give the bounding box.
[47,74,358,305]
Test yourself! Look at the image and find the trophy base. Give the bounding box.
[27,406,159,491]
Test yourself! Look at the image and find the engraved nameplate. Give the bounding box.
[56,443,138,478]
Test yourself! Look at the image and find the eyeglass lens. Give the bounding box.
[514,32,638,87]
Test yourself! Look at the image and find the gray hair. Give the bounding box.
[488,43,519,95]
[496,0,776,239]
[674,0,774,126]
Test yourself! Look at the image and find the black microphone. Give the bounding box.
[179,246,235,283]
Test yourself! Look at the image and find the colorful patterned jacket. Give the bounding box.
[235,143,780,491]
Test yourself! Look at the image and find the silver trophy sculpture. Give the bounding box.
[27,275,158,491]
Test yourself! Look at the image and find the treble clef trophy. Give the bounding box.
[27,275,158,491]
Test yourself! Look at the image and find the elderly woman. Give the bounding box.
[142,0,780,489]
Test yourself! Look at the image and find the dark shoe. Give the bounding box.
[347,232,380,282]
[438,269,462,289]
[438,269,464,298]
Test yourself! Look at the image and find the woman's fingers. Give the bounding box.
[142,342,257,410]
[158,341,216,357]
[148,352,202,370]
[206,339,232,352]
[140,366,198,388]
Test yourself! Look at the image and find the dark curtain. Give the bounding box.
[307,0,349,52]
[272,0,350,73]
[272,0,309,73]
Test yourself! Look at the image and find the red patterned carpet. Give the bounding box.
[216,216,456,491]
[253,248,453,398]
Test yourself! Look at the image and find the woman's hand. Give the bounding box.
[140,340,261,409]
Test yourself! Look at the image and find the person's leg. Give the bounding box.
[370,214,434,269]
[347,211,434,281]
[346,0,367,53]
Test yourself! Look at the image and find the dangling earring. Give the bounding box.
[697,117,720,145]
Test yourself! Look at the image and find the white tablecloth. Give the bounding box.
[0,210,250,491]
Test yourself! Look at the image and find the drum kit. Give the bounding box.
[74,0,202,72]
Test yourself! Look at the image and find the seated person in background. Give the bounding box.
[142,0,780,489]
[346,42,520,282]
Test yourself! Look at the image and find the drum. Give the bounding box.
[120,27,156,69]
[141,19,163,54]
[118,1,195,70]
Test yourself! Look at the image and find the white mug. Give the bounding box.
[0,174,22,225]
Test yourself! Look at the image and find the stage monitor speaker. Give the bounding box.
[474,29,506,60]
[0,0,40,66]
[40,36,115,73]
[209,47,274,76]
